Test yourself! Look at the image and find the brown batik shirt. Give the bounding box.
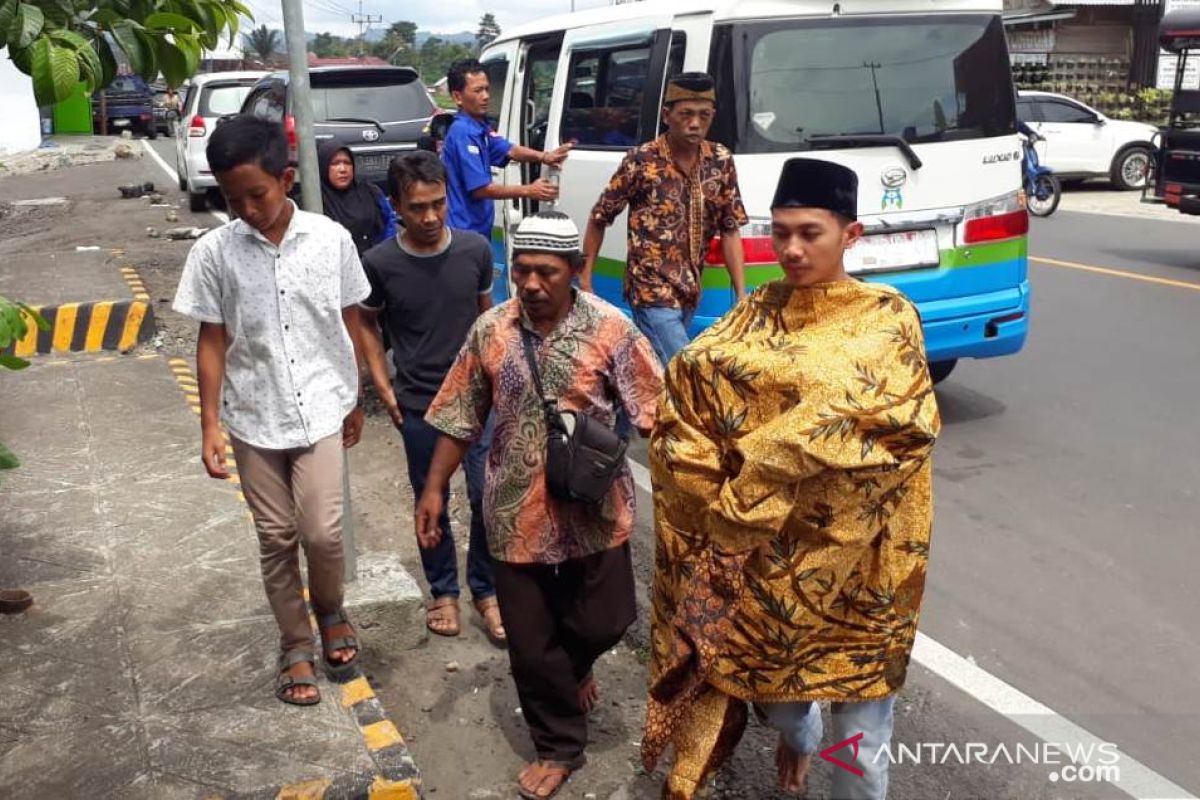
[590,135,748,310]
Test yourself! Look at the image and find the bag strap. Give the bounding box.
[519,327,558,426]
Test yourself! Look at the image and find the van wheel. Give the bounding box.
[188,191,208,213]
[929,359,957,385]
[1111,146,1151,191]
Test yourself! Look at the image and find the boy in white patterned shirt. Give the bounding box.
[173,115,371,706]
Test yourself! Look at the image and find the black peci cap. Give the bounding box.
[770,157,859,220]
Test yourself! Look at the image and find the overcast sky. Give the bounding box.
[239,0,616,38]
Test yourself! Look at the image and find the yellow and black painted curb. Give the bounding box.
[167,358,424,800]
[3,262,155,358]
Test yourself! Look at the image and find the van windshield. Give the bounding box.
[710,15,1016,153]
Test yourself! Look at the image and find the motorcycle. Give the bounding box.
[1023,132,1061,218]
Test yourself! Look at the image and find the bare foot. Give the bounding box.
[578,675,599,713]
[517,760,574,798]
[776,735,812,795]
[281,659,319,703]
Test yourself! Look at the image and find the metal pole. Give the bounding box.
[281,0,322,213]
[281,0,356,582]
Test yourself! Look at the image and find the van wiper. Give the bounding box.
[325,117,386,133]
[804,134,923,170]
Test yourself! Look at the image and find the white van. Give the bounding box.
[480,0,1030,380]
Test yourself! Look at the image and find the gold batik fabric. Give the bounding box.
[641,279,940,791]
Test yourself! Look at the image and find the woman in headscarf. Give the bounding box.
[317,141,397,255]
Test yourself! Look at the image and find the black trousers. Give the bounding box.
[494,543,637,764]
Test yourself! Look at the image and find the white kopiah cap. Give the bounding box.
[511,211,581,254]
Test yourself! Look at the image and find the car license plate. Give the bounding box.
[112,118,131,127]
[845,228,940,274]
[355,153,395,175]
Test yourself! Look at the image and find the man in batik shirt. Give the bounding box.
[417,211,662,799]
[642,159,941,800]
[582,72,748,366]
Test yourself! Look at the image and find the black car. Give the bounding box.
[239,66,436,187]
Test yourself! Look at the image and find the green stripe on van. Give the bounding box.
[592,238,1027,288]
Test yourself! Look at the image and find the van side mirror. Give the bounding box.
[427,111,455,141]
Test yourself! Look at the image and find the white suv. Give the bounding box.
[1017,91,1159,190]
[175,71,266,212]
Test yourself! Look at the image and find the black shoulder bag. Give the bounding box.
[519,328,628,505]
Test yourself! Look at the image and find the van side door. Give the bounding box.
[478,40,520,301]
[550,17,677,308]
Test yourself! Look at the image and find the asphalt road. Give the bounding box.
[919,210,1199,793]
[154,135,1196,798]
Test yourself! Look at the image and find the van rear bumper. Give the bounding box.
[917,282,1030,362]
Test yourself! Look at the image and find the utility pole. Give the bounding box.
[352,0,382,57]
[280,0,357,583]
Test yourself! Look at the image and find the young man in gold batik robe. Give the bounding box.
[642,158,942,799]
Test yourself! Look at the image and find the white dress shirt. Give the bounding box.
[173,204,371,450]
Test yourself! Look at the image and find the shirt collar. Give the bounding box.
[514,289,583,338]
[656,135,715,168]
[233,200,312,246]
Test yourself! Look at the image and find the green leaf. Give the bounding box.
[145,11,197,30]
[131,26,158,77]
[18,303,49,333]
[156,39,188,86]
[110,20,146,74]
[97,34,117,85]
[0,0,18,47]
[0,354,30,371]
[30,37,80,105]
[9,41,32,71]
[49,29,101,89]
[89,8,123,28]
[9,3,45,50]
[0,441,20,470]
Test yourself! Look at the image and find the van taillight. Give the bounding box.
[188,115,206,137]
[285,114,298,163]
[963,191,1028,244]
[705,220,777,266]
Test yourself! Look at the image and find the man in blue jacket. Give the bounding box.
[441,58,572,241]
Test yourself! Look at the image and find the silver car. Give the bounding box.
[175,71,267,212]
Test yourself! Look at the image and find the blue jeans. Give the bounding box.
[761,696,896,800]
[632,305,695,366]
[399,408,494,601]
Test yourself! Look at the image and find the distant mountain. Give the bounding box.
[416,31,476,46]
[310,28,477,46]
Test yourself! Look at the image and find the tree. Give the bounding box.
[0,0,250,106]
[312,31,349,58]
[475,13,500,51]
[243,23,281,64]
[418,36,472,86]
[372,20,417,64]
[0,296,48,474]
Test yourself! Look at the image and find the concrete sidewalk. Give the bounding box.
[0,353,420,799]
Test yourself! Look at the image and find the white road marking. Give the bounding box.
[141,139,229,224]
[625,460,1195,800]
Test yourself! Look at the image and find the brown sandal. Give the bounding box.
[474,596,507,646]
[517,756,585,800]
[426,596,460,637]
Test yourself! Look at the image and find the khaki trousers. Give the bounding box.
[231,434,345,653]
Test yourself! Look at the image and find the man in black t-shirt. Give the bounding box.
[359,151,505,645]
